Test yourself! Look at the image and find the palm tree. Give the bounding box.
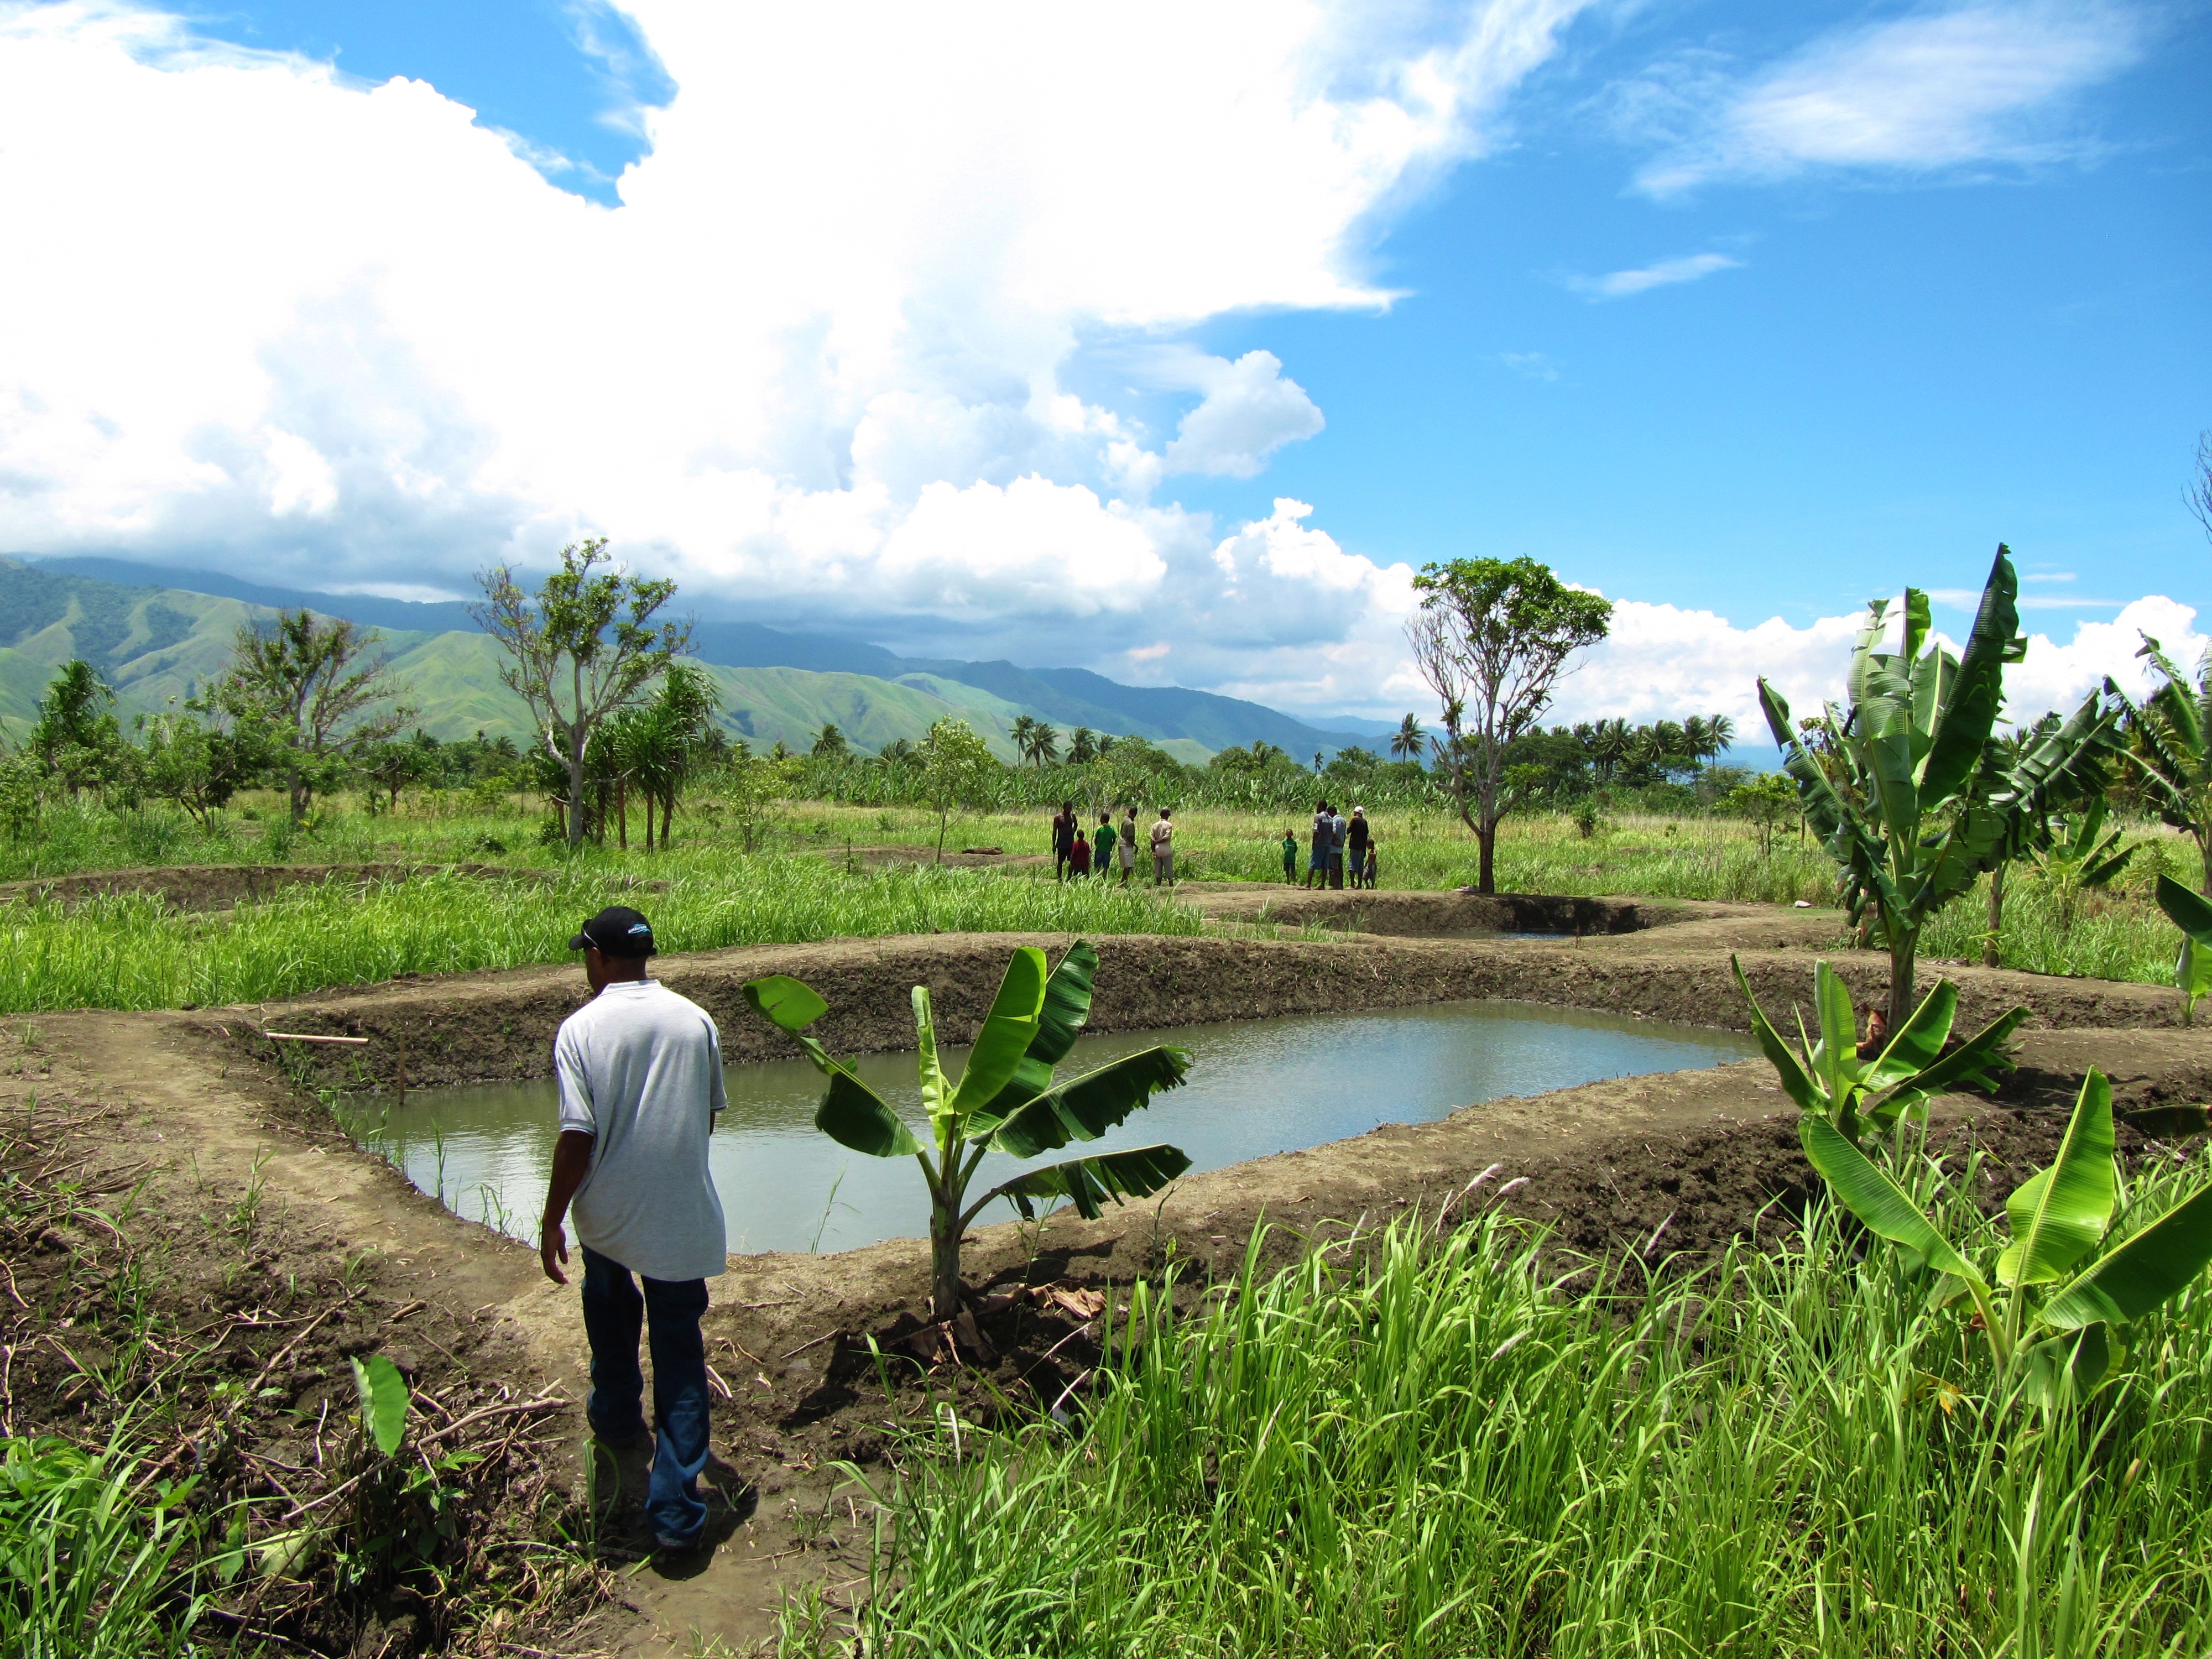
[1390,713,1426,762]
[1008,714,1042,766]
[811,722,849,760]
[1589,717,1630,785]
[1681,716,1714,764]
[1031,724,1062,768]
[1068,726,1098,764]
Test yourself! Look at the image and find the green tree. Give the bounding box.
[1390,712,1426,762]
[139,700,269,828]
[213,611,411,824]
[916,718,998,863]
[745,942,1190,1319]
[29,660,128,799]
[716,746,804,853]
[1723,772,1799,856]
[811,722,849,760]
[1405,557,1613,894]
[1067,726,1099,765]
[472,540,691,848]
[357,734,434,815]
[1759,547,2124,1030]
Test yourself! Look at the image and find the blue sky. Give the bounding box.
[0,1,2205,724]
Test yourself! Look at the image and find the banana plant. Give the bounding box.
[1758,545,2125,1030]
[2027,797,2133,936]
[1733,956,2027,1146]
[2154,874,2212,1026]
[2124,634,2212,893]
[1804,1067,2212,1402]
[744,940,1191,1319]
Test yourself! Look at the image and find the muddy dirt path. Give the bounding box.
[29,903,2212,1654]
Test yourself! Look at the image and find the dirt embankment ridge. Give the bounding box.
[216,916,2188,1096]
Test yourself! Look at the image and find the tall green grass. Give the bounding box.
[808,1160,2212,1657]
[1919,870,2183,989]
[0,864,1202,1012]
[0,1434,204,1658]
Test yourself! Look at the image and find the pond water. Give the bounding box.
[341,1001,1758,1256]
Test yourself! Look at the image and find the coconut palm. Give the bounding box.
[1008,714,1044,767]
[1068,726,1098,764]
[1390,713,1426,762]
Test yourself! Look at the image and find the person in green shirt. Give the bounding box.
[1280,829,1297,884]
[1093,812,1117,880]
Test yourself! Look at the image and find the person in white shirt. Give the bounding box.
[539,905,727,1552]
[1150,806,1176,885]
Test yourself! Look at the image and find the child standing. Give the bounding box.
[1280,828,1297,884]
[1362,834,1379,889]
[1069,828,1092,879]
[1093,812,1116,880]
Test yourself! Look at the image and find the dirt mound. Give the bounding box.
[1197,886,1682,937]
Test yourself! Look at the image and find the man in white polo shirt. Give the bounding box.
[538,905,727,1552]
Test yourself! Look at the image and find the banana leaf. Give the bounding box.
[2040,1182,2212,1331]
[1801,1115,1993,1336]
[946,946,1046,1117]
[969,942,1099,1131]
[1730,956,1823,1115]
[1875,1003,2027,1121]
[913,985,948,1125]
[1997,1070,2115,1288]
[1813,960,1860,1107]
[988,1047,1192,1159]
[2018,1323,2112,1408]
[985,1142,1194,1222]
[2156,875,2212,946]
[1861,980,1956,1091]
[1918,547,2021,807]
[815,1068,920,1159]
[742,974,828,1035]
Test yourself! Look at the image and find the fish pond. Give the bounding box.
[342,1000,1758,1255]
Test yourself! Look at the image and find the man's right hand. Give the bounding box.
[540,1219,571,1285]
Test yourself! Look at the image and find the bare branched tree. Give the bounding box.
[2189,430,2212,546]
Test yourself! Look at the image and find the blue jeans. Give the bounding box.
[580,1246,712,1545]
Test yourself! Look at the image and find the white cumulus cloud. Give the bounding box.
[0,0,1593,679]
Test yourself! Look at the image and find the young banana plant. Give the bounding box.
[1733,956,2028,1146]
[1803,1068,2212,1403]
[743,940,1192,1319]
[2154,875,2212,1026]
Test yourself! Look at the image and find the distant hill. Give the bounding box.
[14,554,1385,760]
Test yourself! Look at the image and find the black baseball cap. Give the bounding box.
[570,905,657,958]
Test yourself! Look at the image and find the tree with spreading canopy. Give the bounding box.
[1404,557,1612,894]
[213,611,412,824]
[472,540,691,848]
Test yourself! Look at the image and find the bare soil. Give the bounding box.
[14,898,2210,1654]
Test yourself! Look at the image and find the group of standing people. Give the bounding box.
[1289,800,1376,889]
[1052,801,1177,886]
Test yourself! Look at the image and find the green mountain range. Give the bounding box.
[0,557,1358,764]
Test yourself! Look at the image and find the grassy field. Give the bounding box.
[0,861,1203,1013]
[785,1161,2212,1657]
[0,792,2195,1010]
